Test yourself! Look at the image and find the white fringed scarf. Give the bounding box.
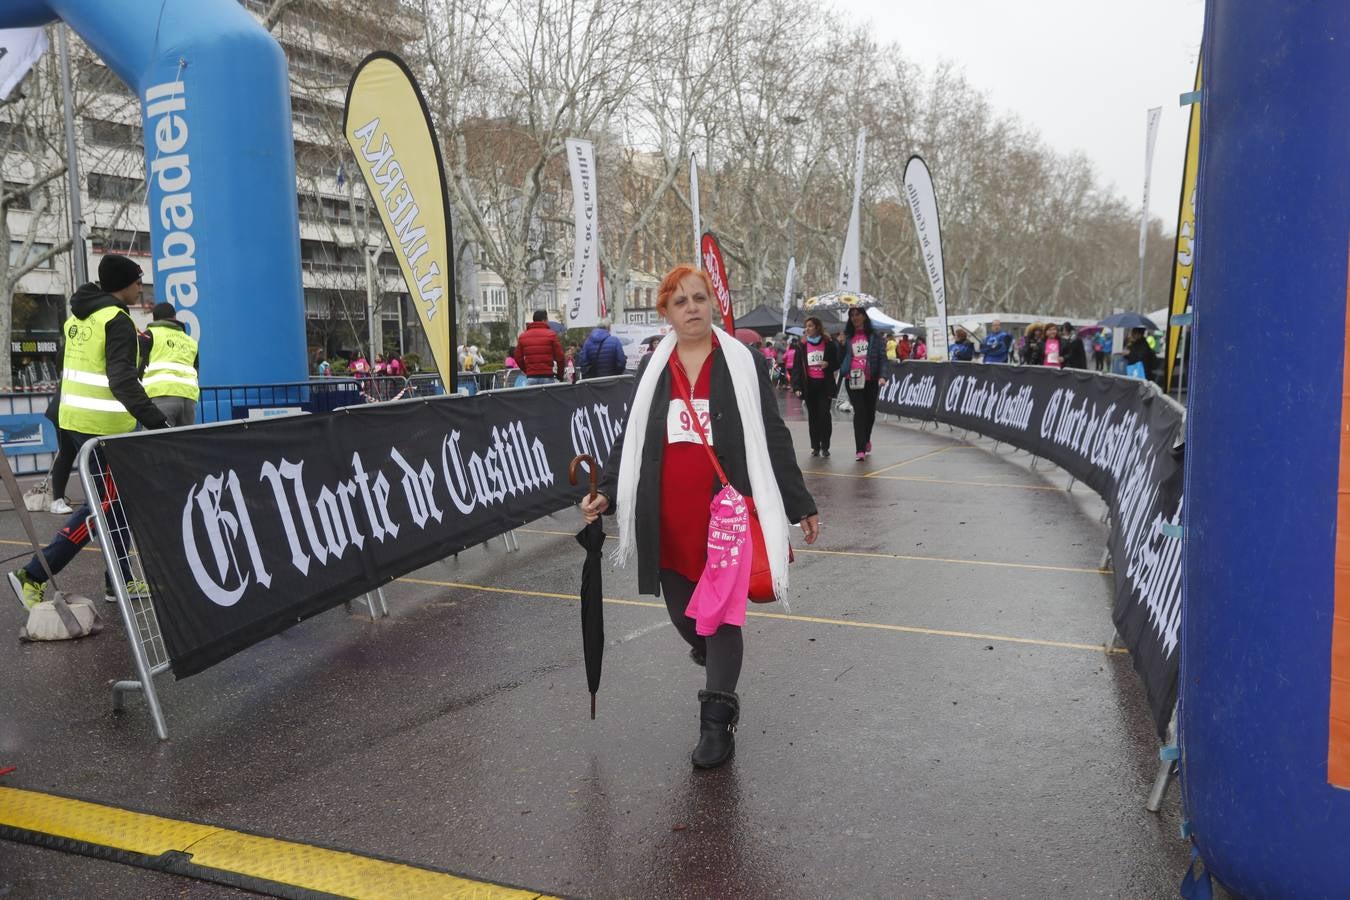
[612,326,792,606]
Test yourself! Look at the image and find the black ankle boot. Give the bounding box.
[691,690,739,769]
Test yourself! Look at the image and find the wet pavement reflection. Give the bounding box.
[0,400,1190,897]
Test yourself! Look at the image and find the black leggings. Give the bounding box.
[802,377,834,451]
[847,380,880,453]
[660,569,743,693]
[48,428,80,498]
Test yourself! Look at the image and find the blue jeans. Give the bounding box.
[524,375,554,387]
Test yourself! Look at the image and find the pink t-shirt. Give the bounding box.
[850,335,870,378]
[804,339,828,379]
[1044,339,1061,367]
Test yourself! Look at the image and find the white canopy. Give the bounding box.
[866,307,913,331]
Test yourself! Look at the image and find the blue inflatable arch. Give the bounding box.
[4,0,306,386]
[1184,2,1350,895]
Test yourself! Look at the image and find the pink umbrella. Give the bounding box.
[734,328,762,345]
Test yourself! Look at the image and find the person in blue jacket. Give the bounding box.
[949,326,977,361]
[576,318,627,378]
[979,320,1013,363]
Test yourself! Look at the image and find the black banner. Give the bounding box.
[101,378,633,678]
[878,361,1184,736]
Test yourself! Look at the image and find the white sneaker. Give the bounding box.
[48,498,73,515]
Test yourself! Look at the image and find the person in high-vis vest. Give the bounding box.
[142,302,199,426]
[7,254,171,612]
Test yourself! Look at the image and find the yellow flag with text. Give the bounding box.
[1166,59,1202,393]
[344,52,455,389]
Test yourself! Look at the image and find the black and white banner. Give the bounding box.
[101,379,633,678]
[565,137,602,327]
[879,361,1184,735]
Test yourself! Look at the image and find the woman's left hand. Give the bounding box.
[799,514,820,545]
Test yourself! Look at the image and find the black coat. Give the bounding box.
[598,346,817,597]
[791,338,840,390]
[1061,336,1088,369]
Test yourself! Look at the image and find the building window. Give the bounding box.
[299,239,361,273]
[87,173,144,203]
[83,118,142,147]
[289,48,347,85]
[298,192,367,226]
[291,96,337,131]
[0,122,30,153]
[78,61,132,96]
[91,229,152,255]
[295,142,338,177]
[10,241,53,269]
[4,182,31,210]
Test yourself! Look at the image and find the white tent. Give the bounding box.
[866,307,913,332]
[1146,307,1170,330]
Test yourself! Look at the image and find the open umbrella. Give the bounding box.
[803,290,880,311]
[900,326,924,337]
[569,454,605,719]
[1098,311,1160,331]
[734,328,762,345]
[547,320,566,336]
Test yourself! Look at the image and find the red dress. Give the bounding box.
[660,347,719,582]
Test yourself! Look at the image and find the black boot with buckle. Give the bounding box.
[691,690,739,769]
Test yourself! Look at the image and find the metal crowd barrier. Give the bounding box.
[76,429,392,741]
[76,436,171,740]
[197,376,411,423]
[406,371,510,396]
[78,371,558,739]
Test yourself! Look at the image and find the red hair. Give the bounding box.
[656,264,714,316]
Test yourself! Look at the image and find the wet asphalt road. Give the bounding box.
[0,396,1191,898]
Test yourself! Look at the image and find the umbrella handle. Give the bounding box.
[569,454,598,502]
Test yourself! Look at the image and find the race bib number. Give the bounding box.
[851,339,869,356]
[806,349,825,368]
[667,399,712,445]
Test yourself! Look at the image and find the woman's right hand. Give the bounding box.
[579,493,610,523]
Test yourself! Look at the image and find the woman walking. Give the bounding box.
[793,317,840,457]
[581,264,819,769]
[841,306,888,461]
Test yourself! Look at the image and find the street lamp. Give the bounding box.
[363,236,384,359]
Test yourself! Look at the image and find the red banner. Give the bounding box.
[700,232,735,332]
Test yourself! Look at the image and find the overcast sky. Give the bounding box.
[831,0,1205,228]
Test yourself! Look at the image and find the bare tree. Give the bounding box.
[0,31,144,390]
[423,0,640,329]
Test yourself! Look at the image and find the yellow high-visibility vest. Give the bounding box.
[143,322,200,401]
[58,306,137,436]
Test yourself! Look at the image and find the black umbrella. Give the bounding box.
[900,326,924,337]
[1098,311,1160,331]
[569,454,605,719]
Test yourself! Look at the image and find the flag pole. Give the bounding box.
[57,26,86,287]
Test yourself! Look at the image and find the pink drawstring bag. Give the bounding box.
[685,485,753,636]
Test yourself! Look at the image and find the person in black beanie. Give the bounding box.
[7,254,171,612]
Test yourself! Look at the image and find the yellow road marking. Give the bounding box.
[0,537,99,553]
[396,577,1126,654]
[515,528,1111,575]
[0,787,550,899]
[799,469,1065,491]
[863,445,963,477]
